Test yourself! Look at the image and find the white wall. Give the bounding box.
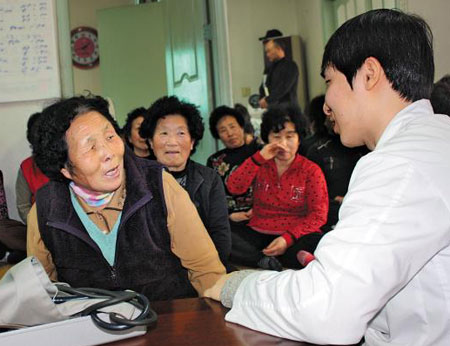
[295,0,326,100]
[226,0,300,106]
[408,0,450,81]
[0,101,48,221]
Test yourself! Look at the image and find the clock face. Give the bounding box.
[71,27,100,69]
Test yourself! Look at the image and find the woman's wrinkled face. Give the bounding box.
[61,111,125,193]
[268,121,300,163]
[150,114,194,172]
[129,115,149,154]
[216,115,245,149]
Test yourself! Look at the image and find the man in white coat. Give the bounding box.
[205,9,450,346]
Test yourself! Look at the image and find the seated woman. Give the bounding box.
[27,95,225,301]
[139,96,231,271]
[305,95,368,231]
[122,107,152,159]
[227,106,329,270]
[207,106,261,224]
[16,112,49,224]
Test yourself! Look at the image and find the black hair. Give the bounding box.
[139,96,204,154]
[234,103,254,135]
[33,95,120,182]
[321,9,434,102]
[26,112,43,147]
[122,107,147,149]
[209,105,245,139]
[260,105,305,143]
[430,75,450,117]
[305,95,329,138]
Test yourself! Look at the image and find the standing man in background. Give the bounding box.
[258,29,299,109]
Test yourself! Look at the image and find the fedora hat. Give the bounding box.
[259,29,283,41]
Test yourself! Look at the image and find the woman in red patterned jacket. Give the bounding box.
[227,105,328,270]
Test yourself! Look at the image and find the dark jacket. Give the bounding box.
[36,151,197,301]
[185,160,231,268]
[259,57,299,108]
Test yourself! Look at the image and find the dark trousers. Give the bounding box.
[0,218,26,251]
[229,221,323,269]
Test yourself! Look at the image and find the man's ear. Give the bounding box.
[60,167,73,181]
[190,139,195,151]
[362,57,383,90]
[149,139,154,150]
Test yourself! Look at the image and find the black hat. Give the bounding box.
[259,29,283,41]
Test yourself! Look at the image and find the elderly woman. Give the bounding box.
[226,106,329,270]
[122,107,151,159]
[207,106,261,224]
[27,95,225,301]
[139,96,231,271]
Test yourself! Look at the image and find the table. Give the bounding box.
[104,298,359,346]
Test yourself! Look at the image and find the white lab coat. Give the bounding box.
[225,100,450,345]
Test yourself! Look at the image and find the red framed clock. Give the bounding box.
[71,26,100,69]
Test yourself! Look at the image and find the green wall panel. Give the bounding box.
[98,3,168,126]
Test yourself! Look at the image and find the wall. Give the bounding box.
[0,101,48,221]
[226,0,300,107]
[68,0,134,96]
[225,0,328,109]
[295,0,326,100]
[408,0,450,81]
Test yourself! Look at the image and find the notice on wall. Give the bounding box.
[0,0,60,103]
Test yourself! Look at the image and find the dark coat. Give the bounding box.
[259,57,299,108]
[185,160,231,268]
[36,151,197,301]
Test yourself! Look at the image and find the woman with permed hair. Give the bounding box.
[122,107,151,159]
[226,105,329,270]
[139,96,232,271]
[206,106,261,226]
[27,95,226,300]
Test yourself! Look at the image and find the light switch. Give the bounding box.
[241,87,251,97]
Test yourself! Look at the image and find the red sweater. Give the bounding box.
[227,151,328,247]
[20,156,49,203]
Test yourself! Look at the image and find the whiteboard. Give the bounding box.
[0,0,61,103]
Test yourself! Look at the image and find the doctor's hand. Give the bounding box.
[262,236,288,256]
[203,273,234,301]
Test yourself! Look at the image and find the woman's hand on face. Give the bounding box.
[259,142,288,161]
[229,209,252,222]
[262,236,288,256]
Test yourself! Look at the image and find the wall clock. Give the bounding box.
[71,26,100,69]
